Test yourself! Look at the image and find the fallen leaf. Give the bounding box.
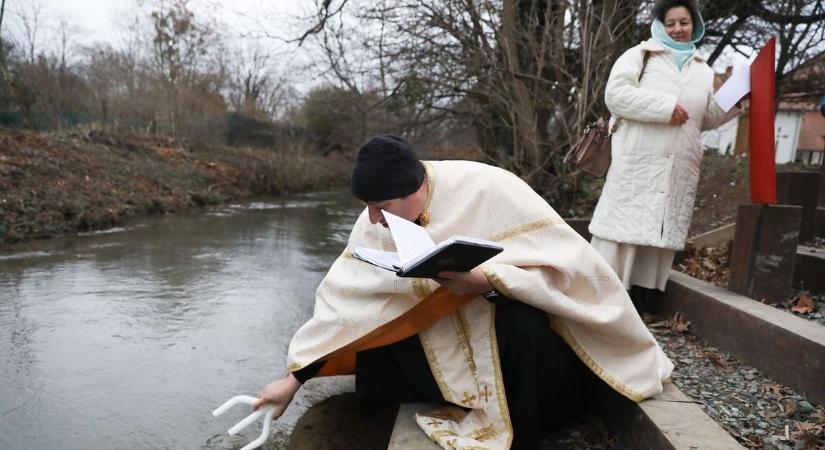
[670,312,691,333]
[791,292,816,314]
[784,398,799,417]
[765,383,785,396]
[790,428,820,449]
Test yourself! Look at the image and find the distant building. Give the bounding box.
[702,52,825,165]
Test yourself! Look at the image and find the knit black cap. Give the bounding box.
[351,134,425,201]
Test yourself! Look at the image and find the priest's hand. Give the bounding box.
[251,373,301,418]
[435,268,492,295]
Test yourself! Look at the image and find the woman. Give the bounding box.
[588,0,739,310]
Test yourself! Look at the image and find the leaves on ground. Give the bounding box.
[676,243,730,287]
[791,292,816,314]
[647,311,691,333]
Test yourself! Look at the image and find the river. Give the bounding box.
[0,191,362,450]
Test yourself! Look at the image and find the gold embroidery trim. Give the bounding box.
[486,217,564,242]
[426,406,468,422]
[550,318,646,403]
[489,304,514,448]
[419,332,455,403]
[413,278,433,298]
[469,424,498,441]
[481,268,516,301]
[420,161,435,226]
[451,313,478,384]
[430,430,459,441]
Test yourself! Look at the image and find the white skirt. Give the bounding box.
[590,236,675,291]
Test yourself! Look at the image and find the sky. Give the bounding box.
[2,0,313,62]
[2,0,751,91]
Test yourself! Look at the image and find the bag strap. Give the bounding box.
[638,50,650,82]
[611,50,651,134]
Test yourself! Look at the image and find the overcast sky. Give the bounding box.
[1,0,314,62]
[3,0,750,88]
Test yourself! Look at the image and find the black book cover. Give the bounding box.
[397,241,503,278]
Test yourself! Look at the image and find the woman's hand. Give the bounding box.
[670,104,690,125]
[251,373,301,419]
[434,268,493,295]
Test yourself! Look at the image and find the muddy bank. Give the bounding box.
[0,128,349,244]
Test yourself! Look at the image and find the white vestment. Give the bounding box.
[287,160,674,450]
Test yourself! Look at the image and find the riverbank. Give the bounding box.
[0,128,349,244]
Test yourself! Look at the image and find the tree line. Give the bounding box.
[0,0,822,208]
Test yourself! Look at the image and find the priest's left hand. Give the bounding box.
[435,268,492,295]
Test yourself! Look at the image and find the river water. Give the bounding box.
[0,191,363,450]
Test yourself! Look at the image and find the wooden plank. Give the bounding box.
[687,223,736,248]
[777,171,821,242]
[728,204,802,303]
[815,207,825,236]
[651,271,825,405]
[795,246,825,292]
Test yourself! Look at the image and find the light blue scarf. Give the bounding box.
[650,12,705,70]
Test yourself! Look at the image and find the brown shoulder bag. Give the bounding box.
[564,51,650,178]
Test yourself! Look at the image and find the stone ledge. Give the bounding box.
[387,403,442,449]
[599,382,745,450]
[653,270,825,405]
[388,384,743,450]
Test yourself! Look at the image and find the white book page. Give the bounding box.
[352,247,401,271]
[383,210,435,264]
[714,63,751,112]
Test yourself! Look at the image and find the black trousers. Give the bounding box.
[355,300,596,450]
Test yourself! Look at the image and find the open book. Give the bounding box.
[352,210,503,278]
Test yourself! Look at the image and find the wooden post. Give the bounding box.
[819,161,825,207]
[777,171,821,243]
[728,204,802,303]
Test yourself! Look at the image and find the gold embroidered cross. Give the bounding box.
[481,385,491,402]
[446,439,457,450]
[461,392,477,406]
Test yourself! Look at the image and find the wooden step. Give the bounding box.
[652,270,825,405]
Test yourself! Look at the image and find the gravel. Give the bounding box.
[646,314,825,449]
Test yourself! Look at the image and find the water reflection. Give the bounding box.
[0,191,364,450]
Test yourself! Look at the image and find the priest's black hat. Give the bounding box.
[351,134,425,201]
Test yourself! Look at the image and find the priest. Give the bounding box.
[253,134,674,449]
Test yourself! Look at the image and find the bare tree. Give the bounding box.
[0,0,8,66]
[297,0,642,193]
[13,0,46,64]
[290,0,824,206]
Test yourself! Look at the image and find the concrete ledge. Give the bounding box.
[599,382,744,450]
[387,403,441,449]
[653,270,825,405]
[388,384,744,450]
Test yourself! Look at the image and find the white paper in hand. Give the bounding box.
[714,63,751,113]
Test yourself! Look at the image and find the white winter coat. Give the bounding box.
[588,39,739,250]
